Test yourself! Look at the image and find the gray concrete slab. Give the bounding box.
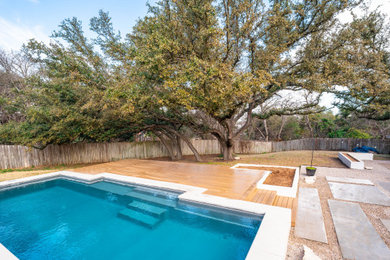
[328,182,390,206]
[295,188,327,243]
[326,176,373,185]
[328,200,390,260]
[381,219,390,233]
[378,181,390,194]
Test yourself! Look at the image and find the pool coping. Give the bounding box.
[0,171,291,260]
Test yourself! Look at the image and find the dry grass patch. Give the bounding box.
[235,151,345,168]
[153,150,345,168]
[0,163,97,182]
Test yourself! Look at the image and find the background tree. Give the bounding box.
[0,18,136,148]
[333,11,390,120]
[0,49,35,124]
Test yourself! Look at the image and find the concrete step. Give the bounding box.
[125,191,177,207]
[127,201,167,218]
[118,208,162,228]
[295,188,327,243]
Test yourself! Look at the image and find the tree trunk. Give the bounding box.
[174,135,183,160]
[263,119,269,141]
[155,132,177,160]
[305,115,313,137]
[277,116,286,140]
[180,135,202,162]
[160,126,202,162]
[220,138,235,161]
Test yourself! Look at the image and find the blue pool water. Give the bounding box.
[0,179,261,260]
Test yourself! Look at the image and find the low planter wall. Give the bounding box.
[348,152,374,161]
[338,152,365,170]
[231,163,299,198]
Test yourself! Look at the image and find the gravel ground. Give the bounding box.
[287,159,390,259]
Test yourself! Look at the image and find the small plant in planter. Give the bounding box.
[306,166,317,176]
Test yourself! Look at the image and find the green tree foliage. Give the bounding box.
[127,0,362,160]
[332,11,390,120]
[0,0,387,161]
[0,18,135,148]
[245,111,376,141]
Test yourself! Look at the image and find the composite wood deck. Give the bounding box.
[74,159,297,226]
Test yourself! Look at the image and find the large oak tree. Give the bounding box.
[129,0,362,160]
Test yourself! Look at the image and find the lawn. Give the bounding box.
[153,150,346,168]
[220,150,345,167]
[0,163,96,182]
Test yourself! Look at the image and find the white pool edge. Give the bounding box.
[231,163,299,198]
[0,244,17,260]
[0,171,291,260]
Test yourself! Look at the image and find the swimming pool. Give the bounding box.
[0,178,262,259]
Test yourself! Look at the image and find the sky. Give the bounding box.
[0,0,389,113]
[0,0,157,50]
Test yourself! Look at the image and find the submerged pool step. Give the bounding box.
[174,208,256,229]
[90,182,133,196]
[127,201,167,218]
[125,191,177,207]
[118,208,162,228]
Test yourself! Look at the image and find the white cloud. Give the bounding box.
[0,17,50,51]
[27,0,40,4]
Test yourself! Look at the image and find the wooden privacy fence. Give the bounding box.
[0,138,389,169]
[238,138,390,154]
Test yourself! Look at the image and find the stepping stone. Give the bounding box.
[326,176,373,185]
[328,182,390,206]
[381,219,390,232]
[127,201,167,217]
[118,208,162,228]
[378,182,390,194]
[328,200,390,260]
[295,188,327,243]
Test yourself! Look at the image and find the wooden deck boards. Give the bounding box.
[74,159,297,226]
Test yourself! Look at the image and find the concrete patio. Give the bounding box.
[288,159,390,259]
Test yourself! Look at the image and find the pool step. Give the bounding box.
[127,201,167,218]
[90,182,133,196]
[174,207,256,229]
[118,208,162,228]
[125,191,177,207]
